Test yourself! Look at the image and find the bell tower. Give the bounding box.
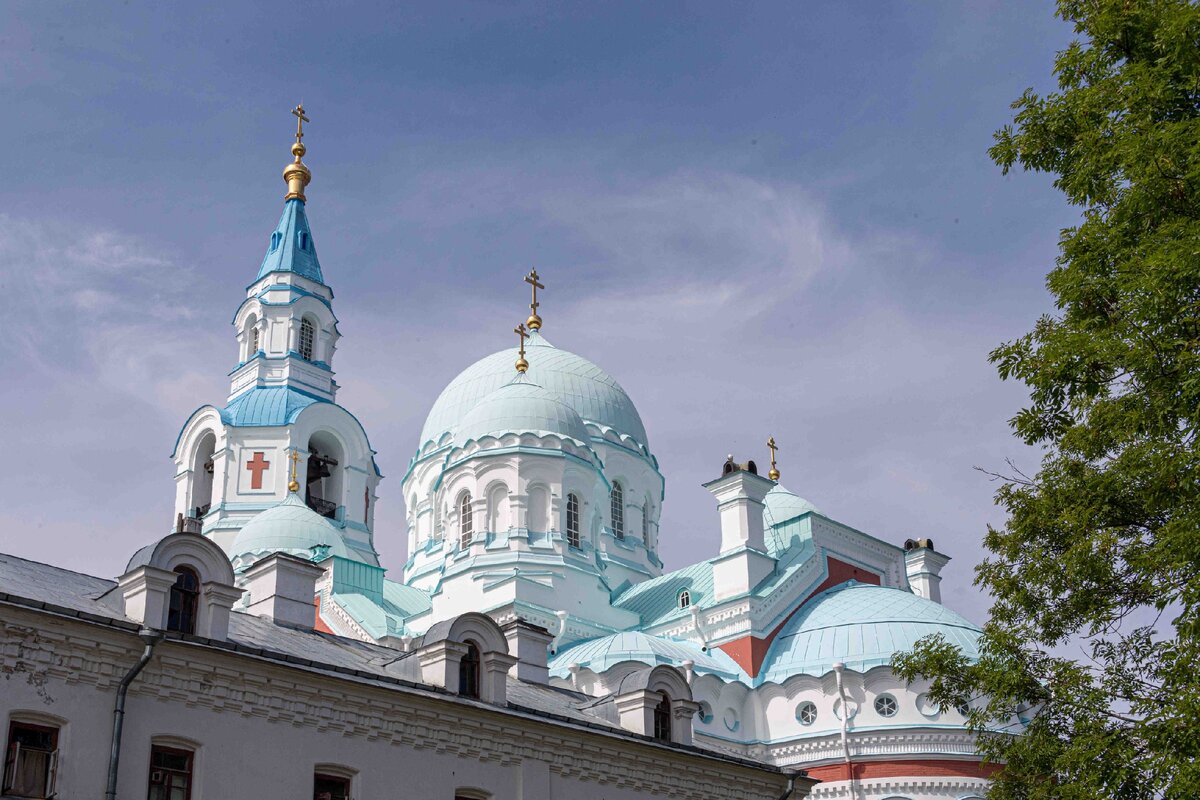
[170,106,383,566]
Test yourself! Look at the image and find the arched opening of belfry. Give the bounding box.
[306,431,344,520]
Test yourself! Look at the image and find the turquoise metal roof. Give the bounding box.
[221,386,325,427]
[418,331,648,449]
[613,560,715,627]
[764,484,819,557]
[256,199,325,284]
[759,582,982,684]
[549,631,747,681]
[456,377,590,444]
[230,492,353,563]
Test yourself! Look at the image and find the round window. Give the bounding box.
[874,694,898,717]
[956,701,971,717]
[795,701,817,726]
[695,701,714,724]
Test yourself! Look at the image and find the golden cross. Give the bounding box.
[292,104,310,144]
[524,268,545,330]
[288,448,302,492]
[767,437,780,481]
[514,323,529,373]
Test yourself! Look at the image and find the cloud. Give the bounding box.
[0,214,226,419]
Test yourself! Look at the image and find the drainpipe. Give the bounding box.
[105,628,163,800]
[772,770,797,800]
[689,605,710,651]
[549,610,569,655]
[832,662,857,799]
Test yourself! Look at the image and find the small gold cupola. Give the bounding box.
[283,104,312,201]
[767,436,781,481]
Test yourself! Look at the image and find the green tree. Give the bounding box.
[892,2,1200,798]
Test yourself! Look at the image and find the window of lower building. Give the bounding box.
[314,773,350,800]
[652,694,672,742]
[3,721,59,799]
[167,566,199,634]
[459,641,481,699]
[147,745,193,800]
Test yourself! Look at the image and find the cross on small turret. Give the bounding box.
[292,104,310,144]
[767,436,780,481]
[514,323,529,373]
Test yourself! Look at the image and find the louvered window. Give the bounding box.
[299,318,315,361]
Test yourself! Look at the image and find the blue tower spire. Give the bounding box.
[256,199,325,284]
[255,103,325,285]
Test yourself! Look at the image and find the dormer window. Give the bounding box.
[269,231,282,252]
[611,482,625,540]
[678,590,691,609]
[298,231,310,251]
[653,694,672,742]
[167,566,199,634]
[458,641,481,698]
[299,318,315,361]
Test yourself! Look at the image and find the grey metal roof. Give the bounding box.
[0,551,784,776]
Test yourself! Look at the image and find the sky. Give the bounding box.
[0,1,1080,625]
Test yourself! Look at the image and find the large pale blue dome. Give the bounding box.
[230,492,351,564]
[759,582,981,684]
[419,331,648,450]
[456,378,590,444]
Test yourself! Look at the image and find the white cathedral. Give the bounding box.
[0,112,1004,800]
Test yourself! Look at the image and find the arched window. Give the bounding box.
[250,325,259,355]
[653,693,672,742]
[678,590,691,609]
[459,493,474,548]
[167,566,200,634]
[298,318,315,361]
[459,641,481,699]
[642,502,651,545]
[610,482,624,540]
[565,493,580,549]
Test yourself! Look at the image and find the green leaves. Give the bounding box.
[895,2,1200,797]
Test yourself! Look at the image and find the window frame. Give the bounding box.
[313,771,351,800]
[565,493,580,549]
[298,317,316,361]
[459,492,474,549]
[4,720,60,799]
[146,744,194,800]
[610,482,624,540]
[796,701,818,726]
[652,693,672,742]
[874,693,899,718]
[678,590,690,609]
[166,566,200,635]
[458,640,482,699]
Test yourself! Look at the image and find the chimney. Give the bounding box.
[243,553,326,628]
[705,458,776,600]
[904,539,951,603]
[502,619,555,683]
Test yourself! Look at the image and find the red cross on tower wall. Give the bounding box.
[245,451,271,490]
